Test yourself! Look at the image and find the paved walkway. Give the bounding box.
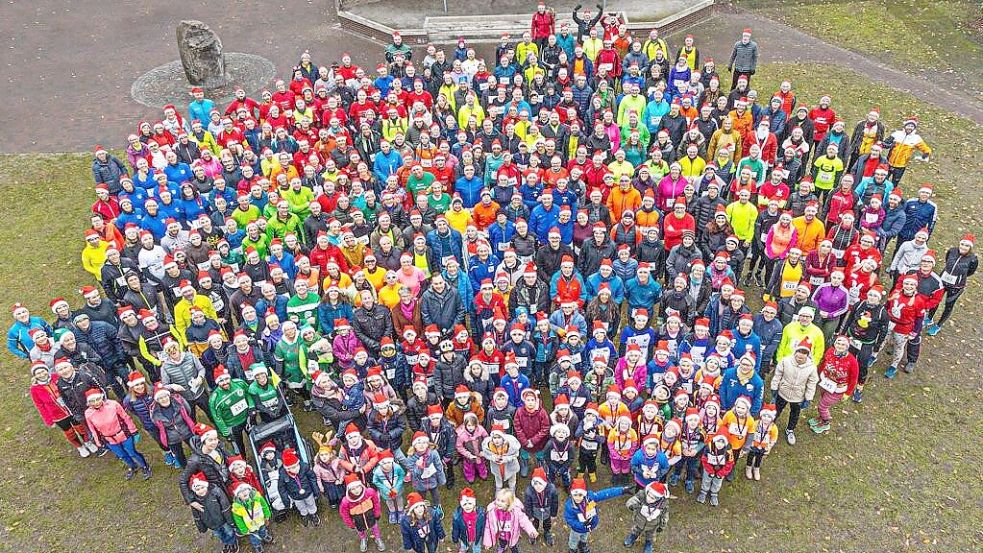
[687,5,983,125]
[0,1,979,154]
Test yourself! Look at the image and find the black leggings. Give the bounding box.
[930,286,964,327]
[774,395,801,431]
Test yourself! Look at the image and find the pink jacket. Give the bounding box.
[333,332,364,369]
[313,458,344,492]
[655,175,688,212]
[483,502,537,548]
[31,377,71,426]
[339,487,382,529]
[85,400,137,446]
[614,359,647,390]
[455,424,489,460]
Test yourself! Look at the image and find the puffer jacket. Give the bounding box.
[434,353,467,401]
[513,406,550,453]
[770,355,819,403]
[179,437,232,503]
[192,484,234,532]
[160,352,206,402]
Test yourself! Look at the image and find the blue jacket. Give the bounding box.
[267,252,297,279]
[427,228,465,265]
[442,270,475,315]
[899,198,937,241]
[163,162,194,185]
[624,277,662,311]
[277,463,320,501]
[562,487,625,534]
[455,175,485,208]
[487,221,516,255]
[556,33,576,59]
[317,301,354,335]
[92,156,129,192]
[718,367,764,415]
[630,449,669,487]
[373,149,403,184]
[468,254,500,294]
[752,314,783,366]
[500,372,531,407]
[518,181,544,211]
[877,204,907,243]
[731,329,762,371]
[187,99,215,125]
[530,204,560,242]
[400,509,445,551]
[585,273,625,304]
[7,317,53,358]
[451,506,486,546]
[255,295,289,324]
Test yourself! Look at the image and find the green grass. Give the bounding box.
[0,63,981,551]
[747,0,983,94]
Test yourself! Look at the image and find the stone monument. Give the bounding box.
[176,20,229,89]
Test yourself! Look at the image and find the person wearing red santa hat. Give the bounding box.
[400,490,446,553]
[624,480,670,553]
[277,446,321,527]
[84,387,151,480]
[29,361,97,458]
[188,468,241,553]
[926,233,977,336]
[339,472,385,552]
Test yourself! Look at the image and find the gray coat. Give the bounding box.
[160,351,206,401]
[728,40,758,72]
[419,285,465,331]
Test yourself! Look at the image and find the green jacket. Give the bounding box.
[232,491,271,534]
[209,379,252,435]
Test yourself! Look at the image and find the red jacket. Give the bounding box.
[886,291,926,334]
[514,405,550,452]
[31,376,72,426]
[309,244,350,273]
[531,11,555,40]
[808,107,836,143]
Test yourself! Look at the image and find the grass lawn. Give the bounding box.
[0,62,981,552]
[743,0,983,96]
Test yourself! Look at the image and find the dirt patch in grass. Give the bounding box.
[0,63,981,551]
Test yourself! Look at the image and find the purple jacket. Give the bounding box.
[811,284,849,319]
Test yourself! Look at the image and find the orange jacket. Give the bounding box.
[472,201,501,230]
[606,186,642,224]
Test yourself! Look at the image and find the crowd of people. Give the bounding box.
[13,3,979,553]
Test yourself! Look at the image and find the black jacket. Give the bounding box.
[278,463,320,501]
[192,485,233,532]
[180,438,232,503]
[353,304,395,355]
[419,286,466,331]
[434,353,467,401]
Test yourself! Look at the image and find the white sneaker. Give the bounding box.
[85,441,98,453]
[785,429,796,445]
[77,445,91,458]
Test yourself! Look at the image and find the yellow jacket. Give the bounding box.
[445,208,474,234]
[173,294,219,338]
[725,201,758,242]
[516,41,540,64]
[457,103,486,129]
[607,160,635,182]
[81,241,109,280]
[678,155,706,179]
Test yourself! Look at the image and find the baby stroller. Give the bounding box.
[247,412,312,521]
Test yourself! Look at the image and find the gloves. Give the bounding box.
[800,400,811,410]
[771,390,778,403]
[622,485,636,495]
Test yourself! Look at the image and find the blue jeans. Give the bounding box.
[106,436,148,469]
[568,530,588,549]
[247,526,269,547]
[212,523,237,545]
